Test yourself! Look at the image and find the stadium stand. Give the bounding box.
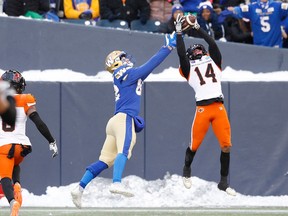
[130,19,162,33]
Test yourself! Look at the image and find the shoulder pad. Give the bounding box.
[26,94,36,103]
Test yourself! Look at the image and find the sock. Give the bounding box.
[10,199,16,208]
[184,147,196,167]
[113,153,127,183]
[220,151,230,177]
[1,177,14,203]
[79,170,94,189]
[80,160,108,188]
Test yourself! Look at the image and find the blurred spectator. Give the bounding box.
[49,0,64,18]
[178,0,206,15]
[212,0,245,10]
[229,0,288,48]
[188,1,225,40]
[99,0,150,28]
[4,0,49,17]
[64,0,100,20]
[158,3,184,33]
[212,2,243,18]
[4,0,59,21]
[218,9,253,43]
[281,16,288,48]
[49,0,58,16]
[150,0,172,23]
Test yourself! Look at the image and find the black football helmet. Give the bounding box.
[186,44,208,60]
[1,70,26,94]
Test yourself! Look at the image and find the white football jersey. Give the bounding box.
[187,55,223,101]
[0,94,36,147]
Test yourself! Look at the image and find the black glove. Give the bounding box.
[79,11,92,20]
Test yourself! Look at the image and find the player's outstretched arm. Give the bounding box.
[29,111,58,158]
[131,33,175,81]
[174,14,190,80]
[194,27,222,67]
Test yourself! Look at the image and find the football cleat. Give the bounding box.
[71,185,83,209]
[224,187,237,196]
[218,182,236,196]
[182,165,192,189]
[13,183,22,206]
[10,200,20,216]
[109,182,134,197]
[182,177,192,189]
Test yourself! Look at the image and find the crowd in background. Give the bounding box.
[1,0,288,48]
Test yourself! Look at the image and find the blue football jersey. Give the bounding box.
[235,1,288,47]
[113,46,171,117]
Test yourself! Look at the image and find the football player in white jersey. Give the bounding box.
[0,70,58,216]
[174,15,236,196]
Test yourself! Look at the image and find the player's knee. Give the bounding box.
[221,146,231,153]
[86,160,108,177]
[99,151,117,167]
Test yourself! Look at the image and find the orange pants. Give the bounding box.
[190,102,232,151]
[0,144,25,179]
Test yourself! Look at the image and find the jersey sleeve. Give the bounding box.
[129,46,172,82]
[16,94,37,113]
[234,5,251,20]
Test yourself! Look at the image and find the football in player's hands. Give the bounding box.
[182,14,197,31]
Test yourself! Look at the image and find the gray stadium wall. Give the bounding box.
[0,17,287,197]
[22,81,288,197]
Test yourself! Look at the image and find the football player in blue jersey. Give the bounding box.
[71,32,177,208]
[229,0,288,47]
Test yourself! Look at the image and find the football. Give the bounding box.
[182,14,196,31]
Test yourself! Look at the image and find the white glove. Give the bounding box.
[49,140,58,158]
[174,14,185,33]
